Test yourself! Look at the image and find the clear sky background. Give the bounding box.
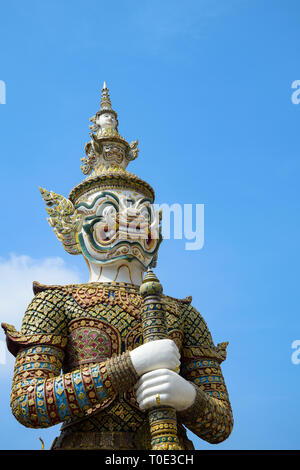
[0,0,299,450]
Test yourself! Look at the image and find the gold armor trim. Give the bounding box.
[1,323,67,357]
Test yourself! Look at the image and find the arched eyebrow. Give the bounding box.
[75,192,120,211]
[136,197,152,205]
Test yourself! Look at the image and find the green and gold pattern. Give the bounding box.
[2,281,233,448]
[140,270,183,450]
[8,335,138,428]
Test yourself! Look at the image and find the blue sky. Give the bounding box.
[0,0,300,450]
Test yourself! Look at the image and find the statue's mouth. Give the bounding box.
[94,220,154,246]
[93,211,155,245]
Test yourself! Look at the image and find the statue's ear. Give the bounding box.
[39,187,82,255]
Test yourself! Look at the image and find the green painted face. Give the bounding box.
[76,189,162,269]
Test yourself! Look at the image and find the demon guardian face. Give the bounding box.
[76,188,161,269]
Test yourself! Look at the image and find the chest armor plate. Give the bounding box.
[63,283,184,372]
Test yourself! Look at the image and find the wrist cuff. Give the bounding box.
[105,351,139,393]
[177,383,207,421]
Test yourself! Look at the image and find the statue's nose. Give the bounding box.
[124,209,141,221]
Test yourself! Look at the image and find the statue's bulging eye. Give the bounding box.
[98,204,118,223]
[93,221,117,244]
[144,231,156,251]
[139,205,151,222]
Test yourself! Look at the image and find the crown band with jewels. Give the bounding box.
[69,170,155,205]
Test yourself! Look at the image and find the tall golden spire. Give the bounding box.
[100,81,112,111]
[80,82,141,179]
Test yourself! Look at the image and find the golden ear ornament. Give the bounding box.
[39,187,82,255]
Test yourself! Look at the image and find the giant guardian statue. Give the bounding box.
[2,84,233,450]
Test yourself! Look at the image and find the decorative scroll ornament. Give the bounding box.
[39,187,82,255]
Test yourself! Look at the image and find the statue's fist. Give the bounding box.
[129,339,180,376]
[136,369,196,412]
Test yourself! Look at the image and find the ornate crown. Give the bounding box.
[72,82,155,205]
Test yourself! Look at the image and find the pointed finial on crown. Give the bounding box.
[80,81,141,180]
[100,81,112,111]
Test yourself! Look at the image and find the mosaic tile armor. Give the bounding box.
[2,281,233,450]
